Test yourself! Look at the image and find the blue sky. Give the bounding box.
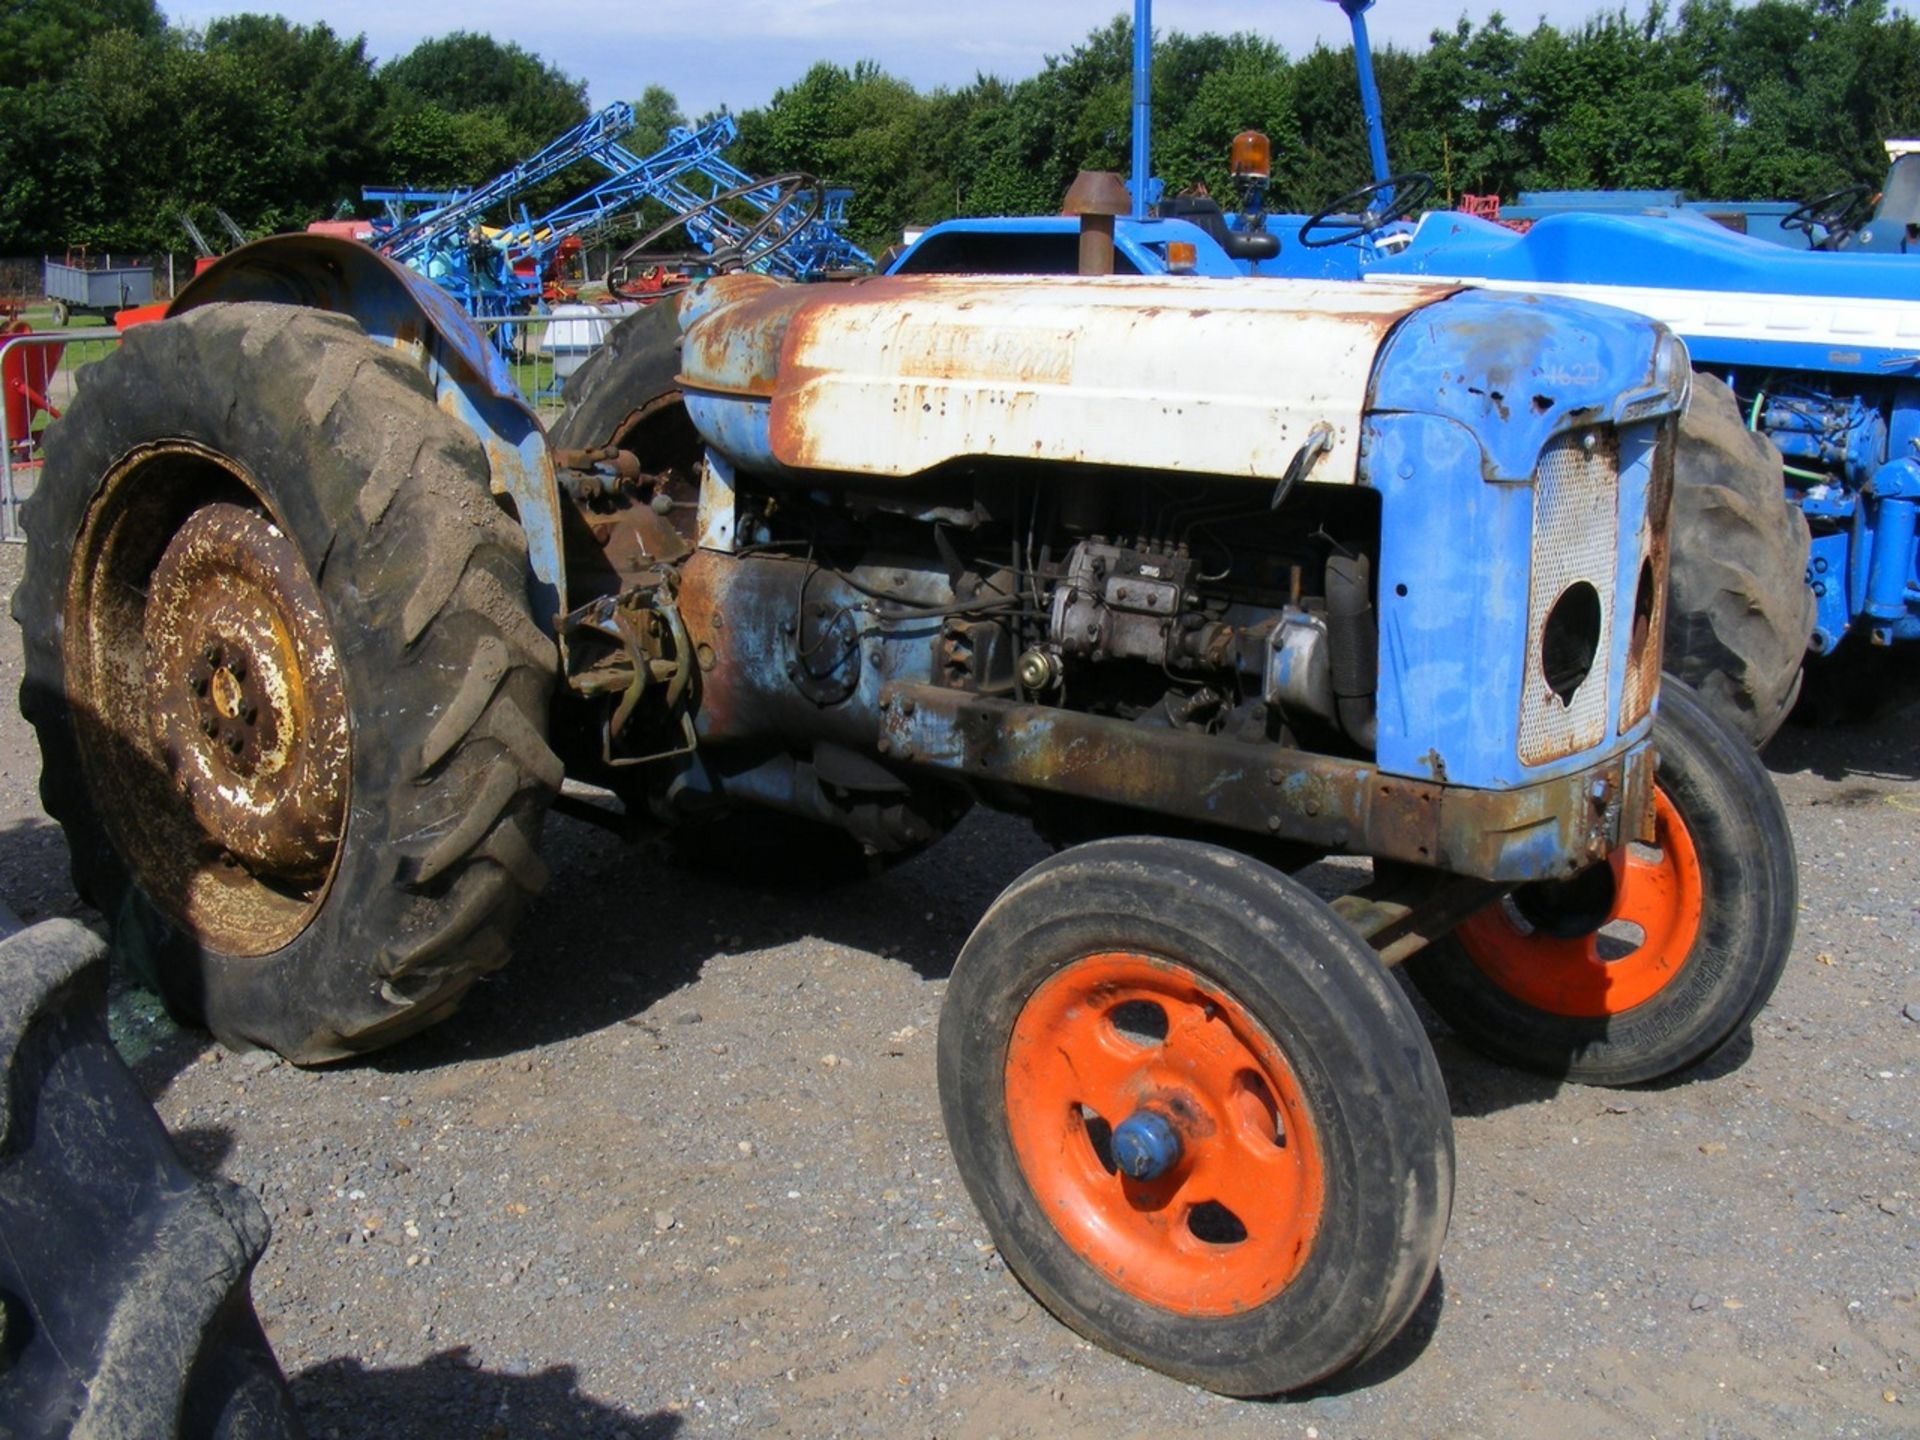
[165,1,1653,120]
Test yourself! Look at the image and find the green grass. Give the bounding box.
[510,354,564,411]
[18,302,110,332]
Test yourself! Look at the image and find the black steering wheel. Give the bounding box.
[609,173,823,299]
[1298,172,1434,248]
[1780,183,1874,248]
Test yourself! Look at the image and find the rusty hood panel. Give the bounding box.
[677,272,1457,485]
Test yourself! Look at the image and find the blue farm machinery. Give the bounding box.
[894,0,1912,745]
[15,173,1795,1389]
[362,103,872,332]
[1490,139,1920,254]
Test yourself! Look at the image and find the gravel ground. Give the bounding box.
[1,536,1915,1440]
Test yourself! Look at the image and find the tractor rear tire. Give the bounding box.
[549,296,688,461]
[1664,372,1814,748]
[15,302,561,1062]
[0,918,300,1438]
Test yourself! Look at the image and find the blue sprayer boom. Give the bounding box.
[365,104,872,320]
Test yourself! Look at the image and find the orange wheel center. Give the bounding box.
[1004,952,1325,1316]
[1457,787,1704,1017]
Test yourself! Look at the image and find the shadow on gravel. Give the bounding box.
[1422,1034,1564,1118]
[292,1350,678,1440]
[1406,983,1762,1118]
[1635,1028,1755,1090]
[1305,1268,1447,1396]
[168,1122,238,1175]
[361,810,1049,1073]
[1768,647,1920,782]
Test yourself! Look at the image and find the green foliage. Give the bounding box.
[0,0,161,79]
[735,60,955,254]
[6,1,1920,263]
[629,86,688,157]
[376,31,586,144]
[375,104,522,190]
[203,15,382,213]
[373,32,590,214]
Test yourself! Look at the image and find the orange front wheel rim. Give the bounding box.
[1003,952,1325,1316]
[1457,787,1704,1018]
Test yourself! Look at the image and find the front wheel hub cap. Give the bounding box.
[1111,1109,1183,1180]
[1004,952,1325,1316]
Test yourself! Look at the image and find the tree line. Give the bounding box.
[4,0,1918,261]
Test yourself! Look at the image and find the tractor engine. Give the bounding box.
[556,270,1687,884]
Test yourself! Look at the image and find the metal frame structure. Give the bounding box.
[367,104,873,328]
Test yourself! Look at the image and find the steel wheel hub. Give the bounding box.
[143,503,348,878]
[1003,952,1326,1316]
[1457,786,1705,1017]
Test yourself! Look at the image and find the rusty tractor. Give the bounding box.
[14,232,1796,1393]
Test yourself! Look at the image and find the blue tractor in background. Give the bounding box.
[1496,139,1920,254]
[893,0,1920,747]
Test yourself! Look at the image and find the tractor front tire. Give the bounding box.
[1410,681,1796,1086]
[1664,372,1814,747]
[15,302,561,1062]
[940,837,1453,1395]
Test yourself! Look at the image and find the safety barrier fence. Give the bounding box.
[0,328,124,543]
[0,308,633,542]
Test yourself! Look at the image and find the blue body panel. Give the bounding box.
[1361,211,1920,376]
[1365,295,1668,787]
[1357,214,1920,651]
[1497,192,1806,248]
[1364,287,1683,478]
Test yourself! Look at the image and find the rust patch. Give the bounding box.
[62,441,349,956]
[678,280,820,400]
[877,683,1636,882]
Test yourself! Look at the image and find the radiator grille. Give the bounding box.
[1519,431,1619,765]
[1618,431,1673,729]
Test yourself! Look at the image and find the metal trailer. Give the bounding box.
[42,251,154,325]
